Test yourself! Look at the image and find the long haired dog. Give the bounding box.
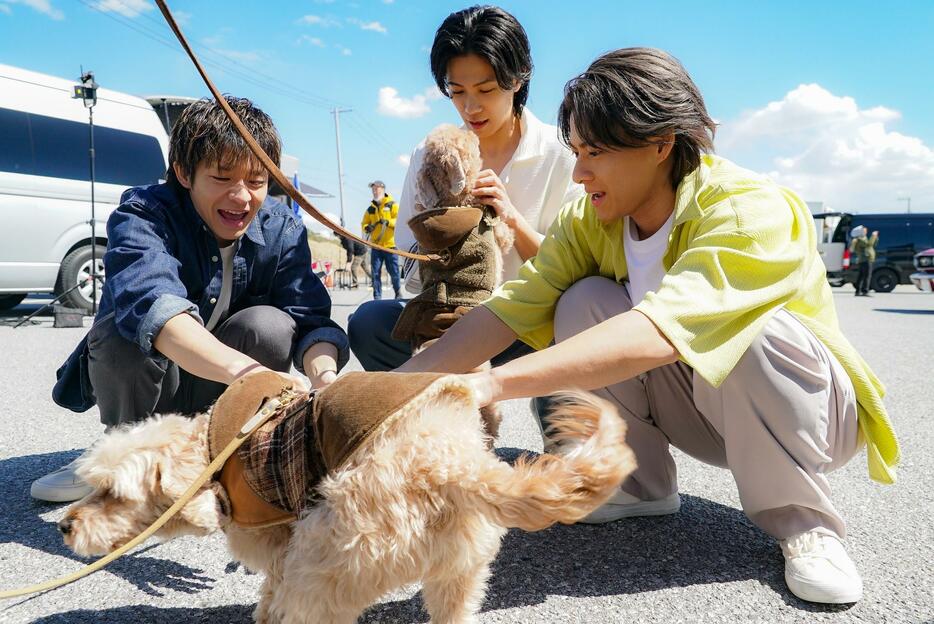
[60,373,633,624]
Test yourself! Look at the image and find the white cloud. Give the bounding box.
[89,0,151,18]
[348,17,387,33]
[377,86,438,118]
[397,154,411,167]
[298,34,326,48]
[2,0,64,19]
[299,14,339,27]
[382,0,395,4]
[717,83,934,212]
[0,3,11,13]
[335,44,352,56]
[424,85,443,101]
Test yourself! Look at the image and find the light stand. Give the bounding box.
[74,70,99,315]
[11,70,102,329]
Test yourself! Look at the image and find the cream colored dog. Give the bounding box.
[59,379,633,624]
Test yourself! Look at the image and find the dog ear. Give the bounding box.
[415,168,439,211]
[75,450,157,502]
[446,155,468,197]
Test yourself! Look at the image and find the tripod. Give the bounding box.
[11,70,101,328]
[12,274,103,329]
[78,69,100,316]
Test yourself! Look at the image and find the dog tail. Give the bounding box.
[467,392,634,531]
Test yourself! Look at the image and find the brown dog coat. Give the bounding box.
[392,206,501,347]
[208,371,467,528]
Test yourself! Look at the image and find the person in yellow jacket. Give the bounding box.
[361,180,400,299]
[399,48,899,606]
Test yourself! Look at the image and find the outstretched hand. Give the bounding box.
[461,370,499,408]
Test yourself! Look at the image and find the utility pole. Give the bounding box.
[897,195,911,214]
[332,107,352,226]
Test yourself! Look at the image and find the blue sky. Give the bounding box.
[2,0,933,231]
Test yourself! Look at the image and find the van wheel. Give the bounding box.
[871,268,898,293]
[56,245,107,313]
[0,294,26,310]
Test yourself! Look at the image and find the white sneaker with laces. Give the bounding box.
[578,489,681,524]
[30,459,94,503]
[781,530,863,604]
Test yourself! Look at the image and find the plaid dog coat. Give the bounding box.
[208,371,469,528]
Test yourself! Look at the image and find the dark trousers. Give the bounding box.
[87,306,296,428]
[855,261,871,294]
[370,248,400,300]
[348,298,534,371]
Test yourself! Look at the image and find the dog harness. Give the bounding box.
[208,371,459,529]
[392,206,500,347]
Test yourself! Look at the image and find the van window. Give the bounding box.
[0,107,34,174]
[868,217,933,251]
[0,106,165,186]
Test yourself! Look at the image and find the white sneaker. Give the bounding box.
[30,459,94,503]
[781,530,863,604]
[578,489,681,524]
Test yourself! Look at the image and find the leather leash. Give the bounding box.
[0,392,300,600]
[153,0,439,263]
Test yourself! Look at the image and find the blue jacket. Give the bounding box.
[53,182,348,412]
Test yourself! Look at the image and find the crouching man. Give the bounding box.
[398,49,900,605]
[34,96,348,502]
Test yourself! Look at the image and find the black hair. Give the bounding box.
[558,48,716,188]
[167,95,280,186]
[430,5,532,117]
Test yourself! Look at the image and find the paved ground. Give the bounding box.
[0,286,931,623]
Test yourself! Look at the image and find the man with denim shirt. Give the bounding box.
[33,96,349,502]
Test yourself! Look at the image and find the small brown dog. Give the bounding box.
[395,124,516,439]
[59,372,633,624]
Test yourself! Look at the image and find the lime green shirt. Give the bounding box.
[484,155,899,484]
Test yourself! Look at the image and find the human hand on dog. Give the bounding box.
[303,341,340,389]
[461,370,499,408]
[234,364,305,390]
[471,170,524,230]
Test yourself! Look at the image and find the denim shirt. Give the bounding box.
[53,182,349,412]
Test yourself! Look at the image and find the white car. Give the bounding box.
[0,64,169,312]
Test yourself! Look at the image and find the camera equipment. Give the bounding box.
[13,70,102,329]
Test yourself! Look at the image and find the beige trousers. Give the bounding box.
[553,277,862,539]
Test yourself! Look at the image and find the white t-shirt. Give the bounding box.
[623,212,675,306]
[396,108,583,294]
[205,242,238,332]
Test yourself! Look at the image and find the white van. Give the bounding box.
[0,64,169,312]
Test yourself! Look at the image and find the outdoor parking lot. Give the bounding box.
[0,286,931,624]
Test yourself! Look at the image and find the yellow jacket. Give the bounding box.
[485,155,899,484]
[361,194,398,248]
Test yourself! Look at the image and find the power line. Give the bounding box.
[124,0,347,109]
[78,0,346,111]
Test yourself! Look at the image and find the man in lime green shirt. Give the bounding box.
[398,48,898,605]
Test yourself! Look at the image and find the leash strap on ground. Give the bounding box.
[0,392,298,601]
[153,0,439,264]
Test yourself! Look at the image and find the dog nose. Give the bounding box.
[58,518,74,535]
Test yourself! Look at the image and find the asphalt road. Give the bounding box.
[0,286,931,624]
